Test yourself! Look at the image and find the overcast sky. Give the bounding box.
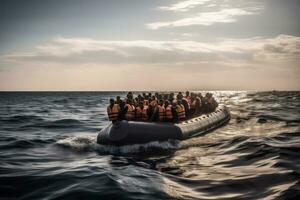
[0,0,299,91]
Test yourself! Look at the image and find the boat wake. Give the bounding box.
[56,135,181,155]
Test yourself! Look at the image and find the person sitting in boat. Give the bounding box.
[194,97,202,116]
[116,96,121,105]
[148,92,152,100]
[207,93,218,112]
[142,100,149,121]
[169,93,175,103]
[164,100,173,122]
[150,95,158,107]
[146,96,157,121]
[142,93,146,99]
[163,94,168,101]
[107,98,120,123]
[202,93,210,113]
[149,103,159,122]
[124,99,135,121]
[184,91,191,104]
[133,97,139,108]
[118,99,127,120]
[147,100,157,122]
[172,101,179,123]
[181,96,190,118]
[137,95,143,105]
[157,99,165,122]
[135,101,143,121]
[127,92,133,101]
[189,95,196,117]
[176,99,186,121]
[177,92,183,100]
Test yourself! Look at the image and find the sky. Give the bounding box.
[0,0,299,91]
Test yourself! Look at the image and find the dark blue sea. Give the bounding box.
[0,91,300,200]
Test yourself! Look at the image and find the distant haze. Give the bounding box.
[0,0,299,91]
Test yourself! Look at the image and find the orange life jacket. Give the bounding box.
[158,105,165,121]
[135,107,143,120]
[125,104,135,120]
[165,105,173,120]
[176,104,185,120]
[107,104,120,121]
[184,96,191,105]
[141,106,149,121]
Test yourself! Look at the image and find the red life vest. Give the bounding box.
[125,104,135,120]
[165,105,173,120]
[158,105,165,121]
[176,104,186,120]
[141,106,149,121]
[107,104,120,121]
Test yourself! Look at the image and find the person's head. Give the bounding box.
[172,100,177,107]
[163,94,168,100]
[177,94,182,100]
[127,92,133,100]
[151,95,156,101]
[120,99,125,108]
[164,100,170,107]
[116,96,121,102]
[205,93,210,97]
[159,99,164,106]
[185,91,190,97]
[138,95,143,102]
[143,100,149,106]
[139,101,143,108]
[127,98,133,105]
[109,98,115,105]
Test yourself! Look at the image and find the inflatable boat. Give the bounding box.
[97,105,230,145]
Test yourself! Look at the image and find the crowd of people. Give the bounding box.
[107,91,218,123]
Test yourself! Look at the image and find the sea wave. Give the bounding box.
[0,91,299,199]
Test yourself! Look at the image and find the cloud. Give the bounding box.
[146,8,254,29]
[1,35,299,90]
[159,0,212,12]
[149,0,264,29]
[2,35,300,66]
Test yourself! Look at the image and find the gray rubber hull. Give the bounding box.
[97,106,230,145]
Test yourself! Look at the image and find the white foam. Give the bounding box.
[56,135,181,154]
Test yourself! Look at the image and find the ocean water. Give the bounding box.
[0,91,299,200]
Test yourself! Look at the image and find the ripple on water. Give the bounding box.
[0,91,300,199]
